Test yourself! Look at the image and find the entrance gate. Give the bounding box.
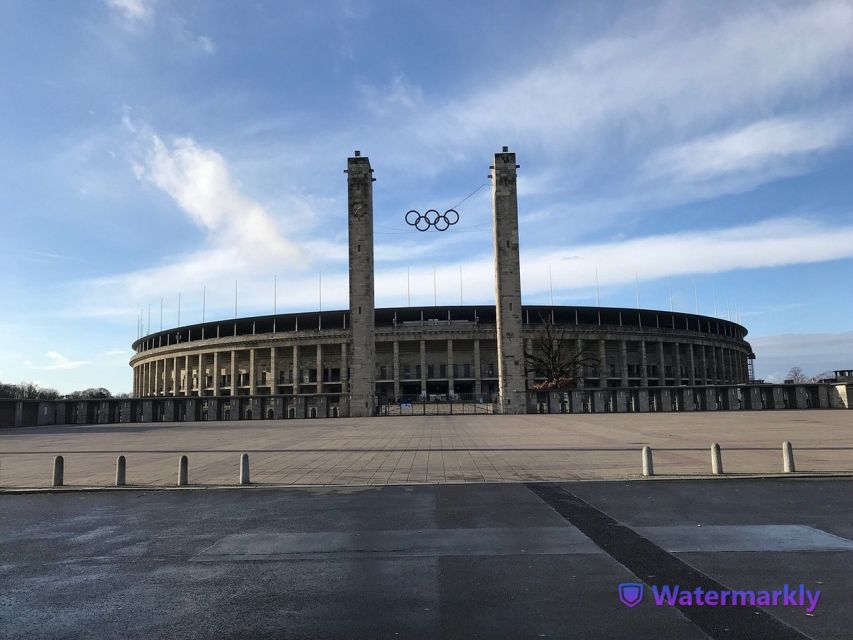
[379,393,498,416]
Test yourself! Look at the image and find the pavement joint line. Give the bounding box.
[2,473,852,494]
[527,482,814,640]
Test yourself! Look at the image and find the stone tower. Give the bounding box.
[346,151,376,417]
[491,146,527,414]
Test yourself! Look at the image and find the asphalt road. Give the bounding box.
[2,478,852,639]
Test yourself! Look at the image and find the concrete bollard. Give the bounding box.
[642,446,654,477]
[711,442,723,475]
[115,455,126,487]
[240,453,250,485]
[178,455,188,486]
[52,455,64,487]
[783,441,796,473]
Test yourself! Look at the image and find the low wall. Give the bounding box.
[1,384,848,427]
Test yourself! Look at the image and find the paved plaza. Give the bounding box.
[3,479,853,639]
[1,410,852,489]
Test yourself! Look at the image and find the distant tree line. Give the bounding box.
[0,381,130,400]
[786,367,836,383]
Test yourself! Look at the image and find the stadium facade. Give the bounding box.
[3,148,851,428]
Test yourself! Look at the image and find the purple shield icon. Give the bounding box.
[618,582,644,608]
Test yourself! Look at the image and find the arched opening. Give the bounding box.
[308,406,318,418]
[287,407,295,419]
[266,408,274,420]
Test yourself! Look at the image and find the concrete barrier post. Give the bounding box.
[642,446,654,477]
[240,453,250,485]
[115,455,126,487]
[783,441,796,473]
[52,455,64,487]
[711,442,723,475]
[178,455,188,486]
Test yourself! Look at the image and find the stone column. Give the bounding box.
[270,346,277,394]
[213,352,221,396]
[598,339,606,389]
[701,346,708,385]
[491,146,526,413]
[658,342,666,383]
[162,359,168,396]
[249,348,256,396]
[447,339,455,397]
[392,340,401,400]
[710,346,718,384]
[346,151,376,417]
[292,345,300,394]
[688,345,696,385]
[620,340,628,387]
[230,349,237,396]
[184,355,190,396]
[196,353,203,396]
[473,338,482,398]
[420,339,427,397]
[674,342,682,385]
[172,356,179,396]
[154,360,160,396]
[640,340,648,386]
[340,342,348,394]
[316,344,323,394]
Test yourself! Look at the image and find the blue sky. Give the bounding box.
[2,0,853,392]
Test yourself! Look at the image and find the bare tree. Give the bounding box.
[786,367,809,383]
[524,318,599,390]
[810,370,835,383]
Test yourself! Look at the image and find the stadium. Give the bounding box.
[129,303,755,418]
[3,147,849,427]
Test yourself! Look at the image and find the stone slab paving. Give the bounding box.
[1,410,852,488]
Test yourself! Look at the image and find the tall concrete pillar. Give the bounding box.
[658,342,666,383]
[213,352,220,396]
[346,150,376,417]
[473,338,482,398]
[154,360,160,396]
[688,345,696,385]
[249,348,256,395]
[270,347,277,393]
[710,346,718,384]
[447,339,455,397]
[420,339,427,397]
[172,356,179,396]
[392,340,401,399]
[316,344,323,394]
[640,340,648,386]
[701,346,708,385]
[598,340,607,389]
[340,342,348,393]
[198,353,204,395]
[620,341,628,387]
[674,342,682,385]
[491,146,526,414]
[292,345,299,394]
[230,350,237,395]
[184,355,190,396]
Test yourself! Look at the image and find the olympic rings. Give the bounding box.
[404,208,460,232]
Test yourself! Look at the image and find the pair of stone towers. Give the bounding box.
[345,147,526,416]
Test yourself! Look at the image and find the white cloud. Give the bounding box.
[359,74,423,117]
[644,114,851,184]
[133,131,304,261]
[106,0,152,25]
[26,352,91,371]
[420,2,853,151]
